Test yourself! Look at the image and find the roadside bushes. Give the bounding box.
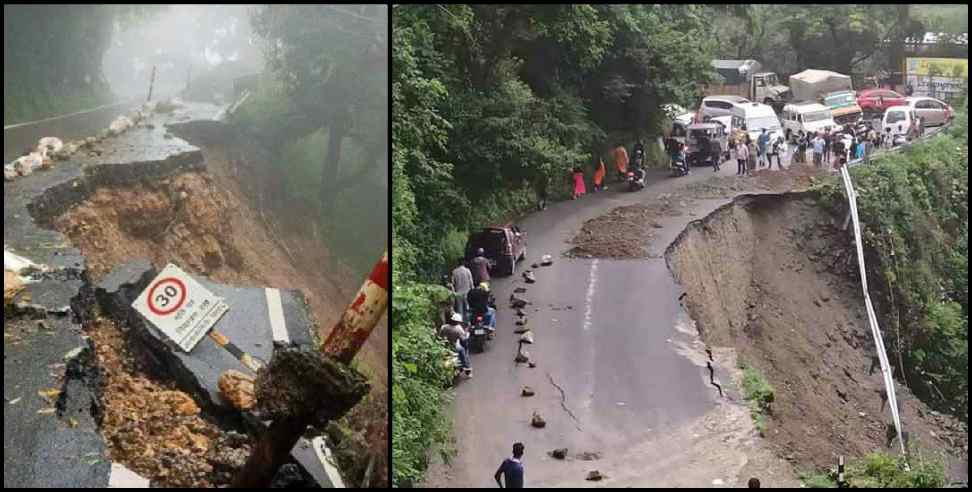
[739,362,775,436]
[799,451,946,488]
[391,283,454,487]
[813,98,969,421]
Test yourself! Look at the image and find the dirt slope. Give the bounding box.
[666,193,968,479]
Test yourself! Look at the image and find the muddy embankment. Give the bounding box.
[665,193,968,481]
[47,121,388,487]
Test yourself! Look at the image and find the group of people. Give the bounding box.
[440,248,499,377]
[728,127,786,177]
[789,122,884,171]
[570,141,646,199]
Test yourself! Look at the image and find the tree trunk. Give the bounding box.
[321,106,352,224]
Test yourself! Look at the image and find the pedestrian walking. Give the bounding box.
[495,442,526,488]
[593,155,607,192]
[756,129,770,168]
[451,259,474,323]
[571,167,587,199]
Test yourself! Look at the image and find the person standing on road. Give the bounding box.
[471,248,491,287]
[451,259,474,323]
[746,133,757,176]
[613,142,629,181]
[796,131,807,165]
[767,136,783,170]
[822,131,832,165]
[812,133,826,168]
[756,129,770,168]
[495,442,526,488]
[734,139,749,176]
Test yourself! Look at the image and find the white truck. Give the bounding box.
[788,69,864,127]
[706,60,791,112]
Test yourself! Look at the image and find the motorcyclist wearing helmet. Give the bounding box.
[467,281,497,334]
[470,247,492,286]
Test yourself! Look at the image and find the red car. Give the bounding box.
[857,89,907,115]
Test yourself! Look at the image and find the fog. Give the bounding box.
[102,5,263,103]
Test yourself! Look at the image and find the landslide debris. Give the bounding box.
[666,193,968,479]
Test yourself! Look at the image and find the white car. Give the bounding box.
[904,96,954,127]
[700,95,750,121]
[882,106,920,137]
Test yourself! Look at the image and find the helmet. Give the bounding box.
[476,248,485,256]
[451,313,463,323]
[479,282,490,292]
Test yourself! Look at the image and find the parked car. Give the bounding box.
[465,225,527,277]
[699,95,750,122]
[857,88,907,116]
[904,96,954,127]
[882,106,920,138]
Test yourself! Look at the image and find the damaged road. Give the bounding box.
[4,102,354,488]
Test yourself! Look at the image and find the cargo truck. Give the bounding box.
[705,60,791,112]
[788,69,864,126]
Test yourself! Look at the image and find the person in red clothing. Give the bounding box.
[592,155,607,192]
[571,167,587,199]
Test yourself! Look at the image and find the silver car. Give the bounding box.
[905,96,954,127]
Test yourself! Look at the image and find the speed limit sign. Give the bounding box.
[133,264,229,353]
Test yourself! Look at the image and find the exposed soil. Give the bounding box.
[87,316,251,488]
[566,165,829,260]
[666,193,968,480]
[53,152,387,484]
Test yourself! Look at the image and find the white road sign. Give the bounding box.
[133,264,230,353]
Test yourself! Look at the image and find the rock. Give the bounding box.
[531,263,540,269]
[218,370,256,411]
[37,137,64,156]
[515,318,528,326]
[514,287,527,294]
[523,271,536,284]
[109,116,134,135]
[4,270,24,305]
[515,353,530,364]
[586,470,604,481]
[576,451,601,461]
[549,448,568,460]
[522,386,535,397]
[531,412,546,428]
[165,391,201,416]
[514,327,531,335]
[541,255,553,266]
[813,299,822,307]
[528,362,537,368]
[187,432,210,453]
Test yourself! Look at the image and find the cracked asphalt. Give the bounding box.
[426,165,749,488]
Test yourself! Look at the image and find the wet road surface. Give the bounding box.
[434,162,753,488]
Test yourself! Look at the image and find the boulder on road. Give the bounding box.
[218,370,257,411]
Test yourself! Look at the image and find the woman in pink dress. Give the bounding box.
[572,167,586,199]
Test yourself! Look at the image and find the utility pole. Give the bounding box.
[147,65,157,103]
[232,251,389,488]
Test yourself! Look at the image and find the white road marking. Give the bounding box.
[582,259,599,331]
[265,288,290,344]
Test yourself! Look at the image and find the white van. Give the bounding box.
[731,102,784,144]
[882,106,919,137]
[781,103,838,135]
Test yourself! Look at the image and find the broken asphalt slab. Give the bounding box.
[4,104,206,488]
[93,260,316,411]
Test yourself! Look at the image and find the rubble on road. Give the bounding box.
[549,448,568,460]
[531,411,546,428]
[521,386,535,397]
[219,370,257,411]
[586,470,605,481]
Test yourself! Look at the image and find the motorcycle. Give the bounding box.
[626,167,646,191]
[469,314,492,353]
[670,153,689,177]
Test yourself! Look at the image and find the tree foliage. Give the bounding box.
[3,5,165,123]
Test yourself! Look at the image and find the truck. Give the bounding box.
[706,60,791,112]
[788,69,863,126]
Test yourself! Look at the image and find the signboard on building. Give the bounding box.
[905,57,969,102]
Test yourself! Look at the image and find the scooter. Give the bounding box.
[626,167,646,191]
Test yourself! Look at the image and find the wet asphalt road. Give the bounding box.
[442,163,751,488]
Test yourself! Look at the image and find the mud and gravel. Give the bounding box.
[666,193,968,480]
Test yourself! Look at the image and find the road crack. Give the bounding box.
[547,372,582,432]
